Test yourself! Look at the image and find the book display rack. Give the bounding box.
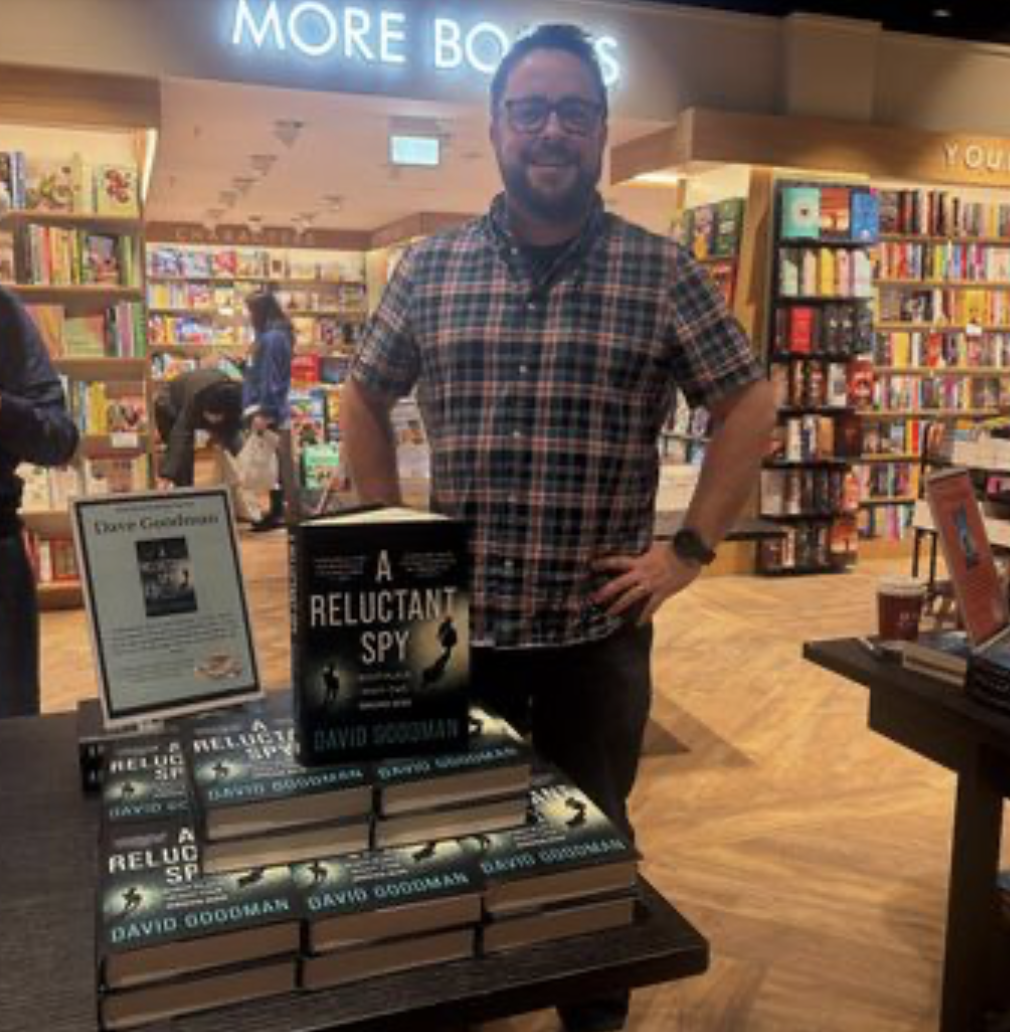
[861,187,1010,545]
[759,179,878,575]
[2,123,154,608]
[145,240,367,376]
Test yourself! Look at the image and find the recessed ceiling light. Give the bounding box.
[273,119,305,148]
[932,7,952,17]
[249,154,278,176]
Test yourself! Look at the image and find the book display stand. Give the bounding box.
[759,179,878,575]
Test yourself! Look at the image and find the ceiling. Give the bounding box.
[622,0,1010,44]
[146,77,676,238]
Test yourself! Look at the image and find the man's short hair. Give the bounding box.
[490,24,608,119]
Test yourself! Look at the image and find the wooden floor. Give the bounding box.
[38,535,1010,1031]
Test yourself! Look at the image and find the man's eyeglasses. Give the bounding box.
[502,96,604,136]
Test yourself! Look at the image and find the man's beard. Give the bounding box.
[499,144,601,223]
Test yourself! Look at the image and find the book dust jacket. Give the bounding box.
[97,820,299,988]
[290,511,470,764]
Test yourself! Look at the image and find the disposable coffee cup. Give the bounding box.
[877,576,926,642]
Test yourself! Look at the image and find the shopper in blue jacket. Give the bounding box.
[242,289,299,530]
[0,285,79,716]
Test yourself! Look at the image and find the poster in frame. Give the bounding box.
[71,486,263,729]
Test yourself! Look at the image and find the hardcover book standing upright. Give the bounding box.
[291,507,470,764]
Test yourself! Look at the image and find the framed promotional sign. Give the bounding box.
[71,487,262,729]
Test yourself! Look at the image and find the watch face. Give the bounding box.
[674,529,714,565]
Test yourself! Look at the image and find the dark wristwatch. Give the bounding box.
[671,527,717,567]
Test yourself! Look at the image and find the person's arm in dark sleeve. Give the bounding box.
[257,331,291,423]
[0,294,78,467]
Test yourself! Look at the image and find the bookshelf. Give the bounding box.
[145,241,368,375]
[2,123,153,607]
[860,185,1010,547]
[759,179,879,575]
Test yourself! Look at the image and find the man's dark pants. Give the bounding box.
[471,620,653,1032]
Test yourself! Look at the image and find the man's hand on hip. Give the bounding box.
[592,543,701,624]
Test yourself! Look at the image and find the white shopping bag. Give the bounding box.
[235,430,279,493]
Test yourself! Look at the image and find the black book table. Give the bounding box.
[804,637,1010,1032]
[0,710,708,1032]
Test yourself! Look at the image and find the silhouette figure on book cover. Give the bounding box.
[118,887,143,920]
[422,615,459,687]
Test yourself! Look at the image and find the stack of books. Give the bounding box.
[97,816,301,1030]
[478,776,641,954]
[295,838,484,990]
[91,716,640,1027]
[372,706,533,849]
[183,705,373,874]
[900,630,972,686]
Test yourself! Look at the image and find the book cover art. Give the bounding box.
[926,468,1009,646]
[851,190,880,242]
[690,204,715,260]
[102,734,191,825]
[819,187,851,239]
[25,303,65,357]
[712,198,745,257]
[781,186,821,240]
[94,164,139,217]
[477,776,638,915]
[184,704,371,840]
[291,508,470,764]
[64,313,108,356]
[0,151,26,211]
[293,837,484,952]
[24,156,76,212]
[97,819,301,989]
[0,228,15,282]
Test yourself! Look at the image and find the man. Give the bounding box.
[154,368,244,489]
[340,25,774,1031]
[0,285,79,718]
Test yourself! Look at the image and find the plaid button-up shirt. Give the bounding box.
[351,194,762,648]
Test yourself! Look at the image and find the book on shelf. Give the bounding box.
[97,819,299,1027]
[293,836,484,954]
[290,506,471,765]
[781,186,820,240]
[851,190,880,242]
[819,186,851,240]
[712,197,745,257]
[0,227,15,281]
[24,154,79,212]
[0,151,26,210]
[93,164,140,217]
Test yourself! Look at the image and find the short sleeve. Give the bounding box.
[350,248,422,399]
[667,247,763,409]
